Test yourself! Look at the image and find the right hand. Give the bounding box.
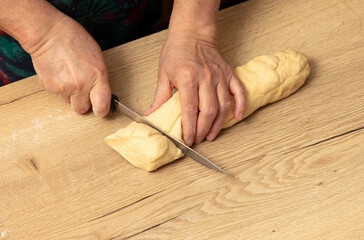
[28,16,111,117]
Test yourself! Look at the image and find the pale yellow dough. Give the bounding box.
[105,122,183,171]
[105,50,310,171]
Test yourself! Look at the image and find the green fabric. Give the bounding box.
[0,0,162,86]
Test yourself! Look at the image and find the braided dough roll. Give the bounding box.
[105,50,310,171]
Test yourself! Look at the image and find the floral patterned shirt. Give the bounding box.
[0,0,161,86]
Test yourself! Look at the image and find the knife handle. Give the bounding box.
[110,94,119,113]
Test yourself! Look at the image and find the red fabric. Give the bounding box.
[124,0,147,25]
[0,70,11,85]
[103,13,120,20]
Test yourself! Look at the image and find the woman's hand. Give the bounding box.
[145,0,246,146]
[29,16,111,116]
[145,31,246,145]
[0,0,111,117]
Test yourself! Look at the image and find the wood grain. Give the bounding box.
[1,0,364,239]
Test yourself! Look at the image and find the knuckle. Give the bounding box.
[59,77,87,95]
[179,77,194,88]
[203,68,213,80]
[75,75,92,92]
[220,99,231,112]
[201,106,218,117]
[56,82,67,93]
[98,64,108,76]
[73,81,85,93]
[202,76,213,86]
[58,76,75,93]
[177,65,196,82]
[183,104,199,115]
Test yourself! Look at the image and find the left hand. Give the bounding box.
[145,31,246,145]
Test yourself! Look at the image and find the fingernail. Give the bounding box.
[144,105,152,114]
[206,134,215,141]
[93,107,103,117]
[194,138,202,144]
[238,111,244,120]
[185,137,194,146]
[93,107,102,117]
[93,104,108,117]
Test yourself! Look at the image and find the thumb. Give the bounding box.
[90,72,111,117]
[144,71,173,116]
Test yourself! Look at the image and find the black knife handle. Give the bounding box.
[110,94,119,113]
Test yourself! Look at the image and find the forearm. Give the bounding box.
[0,0,65,53]
[169,0,221,41]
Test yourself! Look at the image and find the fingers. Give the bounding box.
[90,72,111,117]
[178,77,199,146]
[70,92,91,114]
[53,70,111,117]
[58,81,109,117]
[194,80,218,144]
[206,80,231,141]
[229,73,246,120]
[144,71,173,116]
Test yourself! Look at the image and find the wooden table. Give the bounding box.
[1,0,364,239]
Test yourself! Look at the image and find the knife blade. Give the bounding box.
[111,94,225,173]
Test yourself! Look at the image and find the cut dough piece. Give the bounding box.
[105,122,184,171]
[105,50,310,171]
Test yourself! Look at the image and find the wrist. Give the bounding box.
[168,0,220,43]
[0,0,66,54]
[165,30,218,49]
[22,14,70,57]
[20,14,67,55]
[168,24,218,44]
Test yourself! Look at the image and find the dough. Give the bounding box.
[105,50,310,171]
[105,122,183,171]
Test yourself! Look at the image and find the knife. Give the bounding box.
[110,94,225,173]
